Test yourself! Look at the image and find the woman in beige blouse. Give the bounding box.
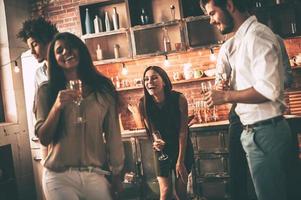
[35,32,124,200]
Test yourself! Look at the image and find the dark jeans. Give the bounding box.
[229,105,301,200]
[286,119,301,200]
[228,105,250,200]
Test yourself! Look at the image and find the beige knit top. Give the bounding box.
[35,83,124,174]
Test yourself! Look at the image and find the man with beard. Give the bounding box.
[200,0,297,200]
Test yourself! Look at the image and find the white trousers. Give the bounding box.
[42,168,112,200]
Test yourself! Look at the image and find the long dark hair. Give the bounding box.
[47,32,119,107]
[141,66,172,132]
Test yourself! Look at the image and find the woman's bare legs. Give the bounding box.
[157,176,172,200]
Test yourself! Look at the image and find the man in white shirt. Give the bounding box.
[200,0,298,200]
[17,18,58,161]
[17,17,58,114]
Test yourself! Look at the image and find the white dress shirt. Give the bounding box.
[34,62,48,90]
[216,16,285,125]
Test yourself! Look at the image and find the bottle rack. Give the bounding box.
[78,0,301,64]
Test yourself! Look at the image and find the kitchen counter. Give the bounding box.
[121,115,301,138]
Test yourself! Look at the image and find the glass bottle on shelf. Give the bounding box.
[140,8,149,25]
[93,15,103,33]
[255,0,263,8]
[105,11,111,31]
[96,44,103,60]
[85,8,92,34]
[115,76,121,89]
[162,27,171,52]
[114,44,120,59]
[112,7,119,30]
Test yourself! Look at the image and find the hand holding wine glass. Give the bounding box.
[152,131,169,161]
[216,72,230,91]
[68,79,83,105]
[67,79,85,124]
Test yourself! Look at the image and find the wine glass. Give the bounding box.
[216,72,229,90]
[152,131,169,161]
[201,81,213,122]
[67,79,84,124]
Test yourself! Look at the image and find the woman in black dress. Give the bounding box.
[139,66,193,200]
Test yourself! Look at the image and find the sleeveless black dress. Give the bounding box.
[139,91,194,177]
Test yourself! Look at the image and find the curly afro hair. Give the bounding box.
[17,17,58,44]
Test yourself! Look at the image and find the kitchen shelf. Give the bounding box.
[117,76,215,91]
[84,30,132,61]
[78,0,225,62]
[81,28,128,39]
[131,19,181,31]
[93,57,131,65]
[117,85,143,92]
[131,19,185,56]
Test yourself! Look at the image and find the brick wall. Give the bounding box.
[31,0,301,129]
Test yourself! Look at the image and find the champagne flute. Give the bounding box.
[201,81,214,122]
[152,131,169,161]
[67,79,84,124]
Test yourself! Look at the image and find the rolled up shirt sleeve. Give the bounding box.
[215,44,232,85]
[250,33,282,102]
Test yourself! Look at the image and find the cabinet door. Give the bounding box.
[191,129,228,153]
[196,177,230,200]
[195,153,229,178]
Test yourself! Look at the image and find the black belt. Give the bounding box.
[243,116,284,129]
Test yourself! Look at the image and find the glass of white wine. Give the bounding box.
[67,79,85,124]
[152,130,169,161]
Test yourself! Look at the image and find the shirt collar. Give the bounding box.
[235,15,257,39]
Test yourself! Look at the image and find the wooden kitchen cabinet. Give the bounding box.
[78,0,132,63]
[251,0,301,38]
[82,29,132,63]
[184,15,224,49]
[77,0,221,63]
[130,20,185,57]
[78,0,301,64]
[190,124,231,199]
